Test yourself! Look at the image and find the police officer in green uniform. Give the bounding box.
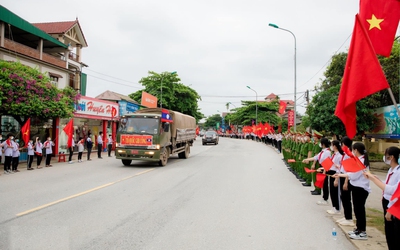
[301,132,313,186]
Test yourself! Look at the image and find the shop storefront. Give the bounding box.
[56,96,119,154]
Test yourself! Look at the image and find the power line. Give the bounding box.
[85,68,142,86]
[86,74,142,89]
[298,33,352,91]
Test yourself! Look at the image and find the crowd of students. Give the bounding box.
[290,132,400,249]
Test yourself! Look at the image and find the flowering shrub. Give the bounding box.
[0,60,80,120]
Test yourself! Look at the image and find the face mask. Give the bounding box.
[318,143,322,148]
[330,146,334,151]
[48,138,51,141]
[15,139,19,143]
[11,137,14,140]
[383,156,391,165]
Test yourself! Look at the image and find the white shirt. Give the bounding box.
[97,135,103,144]
[314,148,331,164]
[383,165,400,205]
[347,156,371,193]
[339,153,351,173]
[330,151,343,172]
[2,139,14,156]
[44,140,55,154]
[78,140,84,152]
[27,142,34,156]
[35,142,43,154]
[12,142,20,157]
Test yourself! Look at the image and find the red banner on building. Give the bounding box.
[288,110,294,130]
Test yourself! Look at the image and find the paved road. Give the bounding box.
[0,138,356,250]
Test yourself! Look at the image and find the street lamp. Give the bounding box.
[246,86,258,124]
[160,71,177,109]
[269,23,297,131]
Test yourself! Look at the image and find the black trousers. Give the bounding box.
[351,185,369,232]
[383,198,400,250]
[278,141,282,153]
[27,155,34,169]
[339,177,353,220]
[37,155,43,166]
[97,144,103,158]
[87,148,92,160]
[78,152,83,160]
[68,147,73,162]
[326,170,340,210]
[12,157,19,171]
[4,156,12,171]
[45,154,52,166]
[107,144,112,156]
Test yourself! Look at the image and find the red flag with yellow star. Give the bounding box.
[278,101,287,114]
[359,0,400,57]
[21,118,31,145]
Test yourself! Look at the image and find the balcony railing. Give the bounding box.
[68,52,79,62]
[3,38,66,68]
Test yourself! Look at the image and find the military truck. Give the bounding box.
[115,108,196,166]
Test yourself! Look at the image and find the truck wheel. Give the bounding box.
[179,144,190,159]
[122,159,132,166]
[158,148,169,166]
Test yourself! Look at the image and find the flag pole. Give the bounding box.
[387,87,400,118]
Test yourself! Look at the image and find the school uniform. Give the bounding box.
[77,140,84,161]
[44,140,55,166]
[68,138,75,162]
[35,141,43,167]
[347,156,370,233]
[27,142,34,169]
[382,165,400,250]
[328,152,343,211]
[107,136,113,157]
[2,139,13,173]
[86,137,93,160]
[97,135,103,158]
[11,141,20,171]
[314,148,331,201]
[339,153,353,220]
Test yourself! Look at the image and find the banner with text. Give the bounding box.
[74,96,119,120]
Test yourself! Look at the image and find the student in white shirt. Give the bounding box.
[325,140,344,215]
[107,134,113,157]
[302,137,332,205]
[68,135,75,164]
[35,137,43,168]
[336,142,370,240]
[44,137,55,167]
[2,134,14,174]
[364,146,400,249]
[77,137,84,163]
[97,132,103,159]
[27,139,35,170]
[11,139,20,172]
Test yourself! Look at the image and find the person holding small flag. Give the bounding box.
[68,135,75,164]
[302,137,331,204]
[2,134,14,174]
[44,137,55,167]
[35,137,43,169]
[334,142,370,240]
[325,140,344,215]
[77,137,84,163]
[364,146,400,249]
[27,138,35,170]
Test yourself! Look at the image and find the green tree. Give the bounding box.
[226,100,281,126]
[204,114,222,130]
[0,60,80,125]
[129,71,204,122]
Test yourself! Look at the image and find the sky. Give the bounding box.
[4,0,397,120]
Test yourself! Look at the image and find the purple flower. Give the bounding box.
[38,75,43,79]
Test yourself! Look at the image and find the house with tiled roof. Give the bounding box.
[0,5,88,94]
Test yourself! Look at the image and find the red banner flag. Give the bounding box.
[288,110,294,129]
[278,101,287,114]
[304,167,316,174]
[387,201,400,220]
[321,157,334,171]
[315,173,326,188]
[359,0,400,57]
[63,119,74,148]
[21,118,31,145]
[342,157,366,172]
[334,14,390,139]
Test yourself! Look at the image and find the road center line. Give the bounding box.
[16,168,155,217]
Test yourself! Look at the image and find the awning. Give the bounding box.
[48,72,63,78]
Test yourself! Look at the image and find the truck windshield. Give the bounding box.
[119,117,159,135]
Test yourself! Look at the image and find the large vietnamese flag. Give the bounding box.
[21,118,31,145]
[278,101,287,114]
[359,0,400,57]
[63,119,74,148]
[334,14,390,139]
